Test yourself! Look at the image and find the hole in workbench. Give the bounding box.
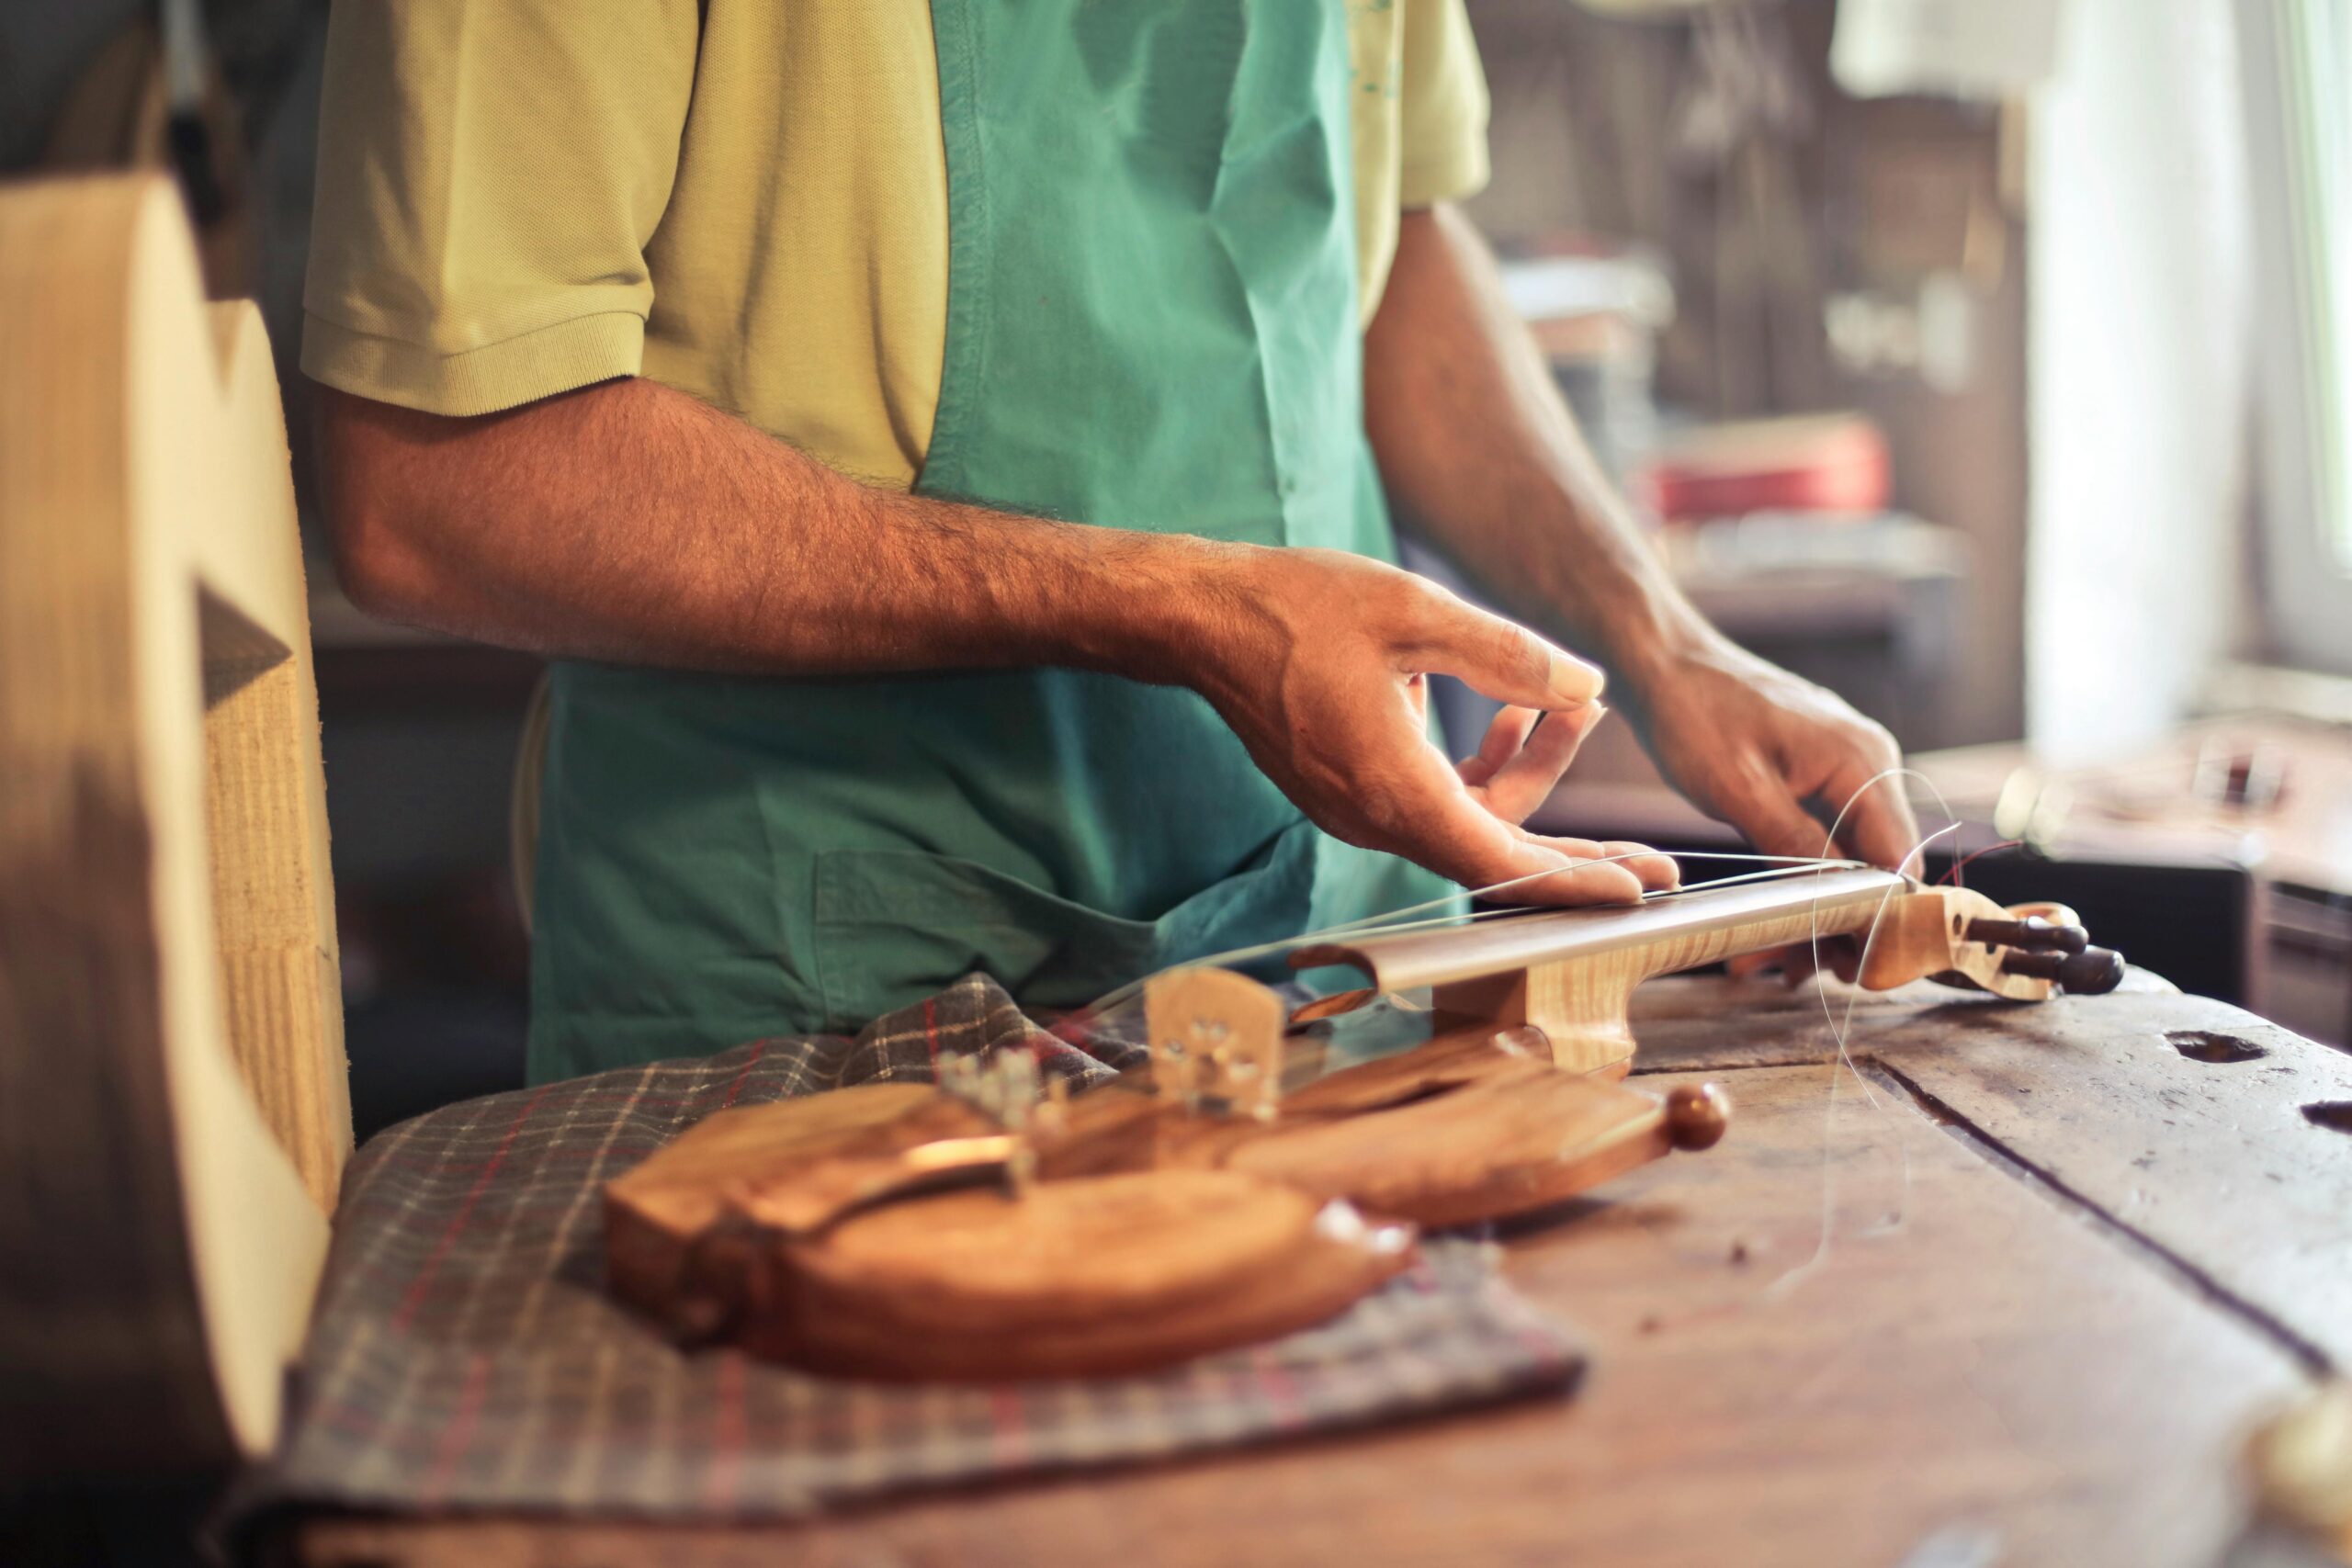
[2167,1030,2267,1065]
[2301,1101,2352,1134]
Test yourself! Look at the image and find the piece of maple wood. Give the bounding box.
[735,1170,1413,1382]
[0,175,345,1476]
[289,1041,2317,1568]
[603,1083,956,1337]
[1226,1066,1726,1227]
[604,1021,1724,1371]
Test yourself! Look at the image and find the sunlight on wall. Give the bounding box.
[2027,0,2254,759]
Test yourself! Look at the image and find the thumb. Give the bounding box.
[1404,592,1603,711]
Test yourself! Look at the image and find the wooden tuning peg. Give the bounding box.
[1963,915,2089,954]
[1997,945,2126,994]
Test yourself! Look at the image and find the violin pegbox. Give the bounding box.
[1859,886,2127,998]
[1143,966,1287,1121]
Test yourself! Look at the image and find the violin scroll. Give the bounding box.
[1873,890,2129,999]
[1955,912,2123,995]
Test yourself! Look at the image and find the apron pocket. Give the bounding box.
[811,850,1166,1031]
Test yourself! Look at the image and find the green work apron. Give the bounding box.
[527,0,1450,1080]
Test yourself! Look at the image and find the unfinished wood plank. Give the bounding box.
[291,1059,2309,1568]
[1873,990,2352,1370]
[0,175,345,1475]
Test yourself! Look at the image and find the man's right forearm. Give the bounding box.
[318,375,1683,905]
[318,377,1233,682]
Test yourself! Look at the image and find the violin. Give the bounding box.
[606,866,2125,1380]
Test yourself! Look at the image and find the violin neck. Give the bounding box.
[1293,867,1908,998]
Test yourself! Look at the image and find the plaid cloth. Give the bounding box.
[232,976,1585,1526]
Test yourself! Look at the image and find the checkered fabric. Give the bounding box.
[233,976,1585,1525]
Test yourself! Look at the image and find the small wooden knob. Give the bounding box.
[1666,1083,1732,1151]
[2061,946,2127,994]
[1998,944,2126,994]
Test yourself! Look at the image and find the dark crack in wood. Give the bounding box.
[1866,1056,2335,1377]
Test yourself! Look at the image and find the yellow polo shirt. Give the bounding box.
[301,0,1492,489]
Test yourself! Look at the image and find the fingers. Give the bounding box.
[1721,758,1851,864]
[1824,763,1925,874]
[1728,945,1815,987]
[1729,937,1859,988]
[1449,829,1677,906]
[1600,837,1680,893]
[1819,934,1862,984]
[1361,747,1654,905]
[1456,705,1540,789]
[1486,840,1651,904]
[1402,590,1604,711]
[1468,704,1607,825]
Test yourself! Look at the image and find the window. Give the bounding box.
[2244,0,2352,671]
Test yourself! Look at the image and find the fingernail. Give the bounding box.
[1550,654,1605,706]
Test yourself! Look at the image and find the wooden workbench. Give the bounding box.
[283,975,2352,1568]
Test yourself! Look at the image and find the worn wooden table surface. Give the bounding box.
[287,976,2352,1568]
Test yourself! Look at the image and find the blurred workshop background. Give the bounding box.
[6,0,2346,1133]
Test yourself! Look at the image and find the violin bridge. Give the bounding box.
[1142,967,1288,1122]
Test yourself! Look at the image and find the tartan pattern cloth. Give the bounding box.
[238,976,1585,1524]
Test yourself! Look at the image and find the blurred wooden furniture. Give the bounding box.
[0,174,346,1476]
[1913,718,2352,1047]
[291,974,2352,1568]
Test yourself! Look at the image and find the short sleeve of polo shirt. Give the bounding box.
[1397,0,1493,209]
[300,0,699,417]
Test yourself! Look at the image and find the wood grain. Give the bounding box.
[1626,976,2352,1369]
[291,1032,2319,1568]
[739,1171,1414,1382]
[0,175,345,1475]
[1223,1060,1690,1227]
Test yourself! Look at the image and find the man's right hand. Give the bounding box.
[1176,547,1679,906]
[321,384,1671,907]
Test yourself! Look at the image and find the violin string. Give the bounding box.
[1295,855,1880,955]
[1811,767,1965,1111]
[1766,767,1967,1298]
[1939,839,2024,886]
[1072,848,1869,1025]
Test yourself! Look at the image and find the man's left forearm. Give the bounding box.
[1362,204,1716,700]
[1362,205,1919,870]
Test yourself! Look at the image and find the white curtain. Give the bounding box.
[2026,0,2254,758]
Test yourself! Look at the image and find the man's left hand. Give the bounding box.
[1628,632,1920,874]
